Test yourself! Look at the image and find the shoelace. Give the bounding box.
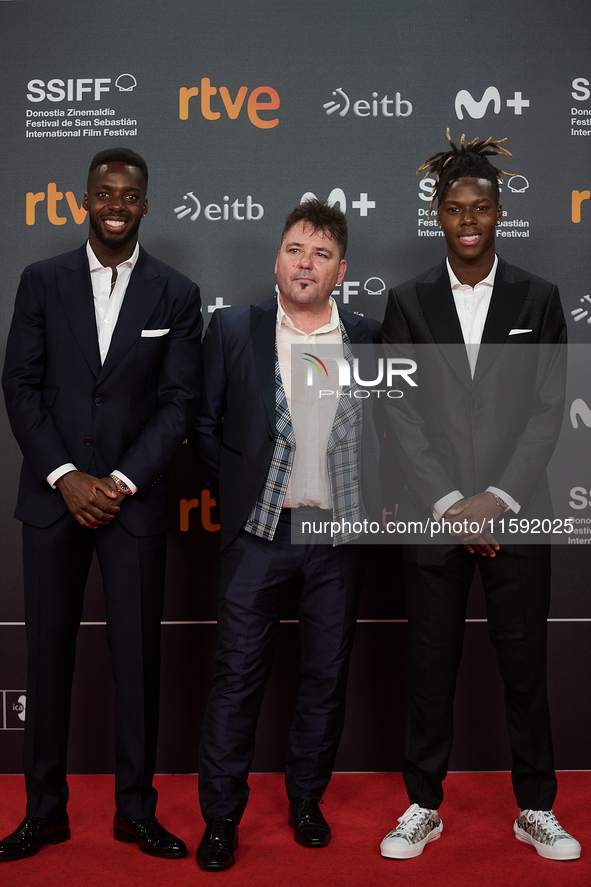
[209,818,233,843]
[22,817,47,832]
[394,804,433,839]
[296,798,324,822]
[132,817,160,837]
[525,810,565,837]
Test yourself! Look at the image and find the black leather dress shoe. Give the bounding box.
[113,815,188,858]
[0,814,70,861]
[196,817,238,870]
[289,798,331,847]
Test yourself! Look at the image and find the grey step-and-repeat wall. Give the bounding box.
[1,0,590,776]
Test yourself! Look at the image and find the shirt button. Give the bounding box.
[83,437,92,446]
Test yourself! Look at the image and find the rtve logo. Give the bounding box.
[455,86,529,119]
[26,184,86,226]
[179,491,219,532]
[572,189,591,223]
[179,79,279,129]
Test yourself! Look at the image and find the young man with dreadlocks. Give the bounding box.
[380,131,580,861]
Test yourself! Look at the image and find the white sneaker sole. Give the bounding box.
[380,822,442,859]
[514,823,581,860]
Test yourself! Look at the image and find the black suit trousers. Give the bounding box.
[22,512,166,821]
[401,543,557,811]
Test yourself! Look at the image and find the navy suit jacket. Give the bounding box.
[192,298,381,550]
[2,243,202,535]
[381,258,566,521]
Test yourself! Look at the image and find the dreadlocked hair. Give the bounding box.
[417,128,513,217]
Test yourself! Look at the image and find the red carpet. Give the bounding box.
[0,772,588,887]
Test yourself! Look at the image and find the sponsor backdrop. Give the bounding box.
[1,0,590,779]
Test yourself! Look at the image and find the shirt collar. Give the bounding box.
[446,254,498,289]
[86,240,140,273]
[276,294,340,334]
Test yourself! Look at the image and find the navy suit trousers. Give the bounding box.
[198,513,367,822]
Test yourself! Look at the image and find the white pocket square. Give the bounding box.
[141,328,170,337]
[509,328,532,335]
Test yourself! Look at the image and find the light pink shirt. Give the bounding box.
[276,295,342,509]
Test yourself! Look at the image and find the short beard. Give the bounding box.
[89,214,141,250]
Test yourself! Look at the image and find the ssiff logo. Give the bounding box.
[27,76,137,102]
[332,277,386,304]
[455,86,529,119]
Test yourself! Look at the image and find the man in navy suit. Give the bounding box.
[379,132,580,862]
[192,199,380,870]
[1,148,202,861]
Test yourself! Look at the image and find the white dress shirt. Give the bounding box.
[432,256,520,519]
[46,242,140,492]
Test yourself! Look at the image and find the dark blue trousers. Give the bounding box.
[198,514,367,823]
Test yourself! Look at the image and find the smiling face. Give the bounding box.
[83,161,148,263]
[437,176,502,285]
[274,221,347,315]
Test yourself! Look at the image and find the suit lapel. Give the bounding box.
[340,312,371,345]
[417,266,472,388]
[56,245,102,378]
[97,248,164,383]
[473,261,530,384]
[328,327,360,452]
[250,300,278,431]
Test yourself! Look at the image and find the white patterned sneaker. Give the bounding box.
[380,803,442,859]
[514,809,581,860]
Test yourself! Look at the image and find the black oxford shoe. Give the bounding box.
[289,798,331,847]
[0,814,70,861]
[196,817,237,870]
[113,815,187,858]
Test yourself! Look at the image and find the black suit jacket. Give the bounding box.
[191,298,381,550]
[381,258,566,521]
[2,244,202,535]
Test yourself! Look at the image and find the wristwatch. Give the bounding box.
[491,492,508,510]
[110,474,133,496]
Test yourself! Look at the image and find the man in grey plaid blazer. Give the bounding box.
[192,200,380,870]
